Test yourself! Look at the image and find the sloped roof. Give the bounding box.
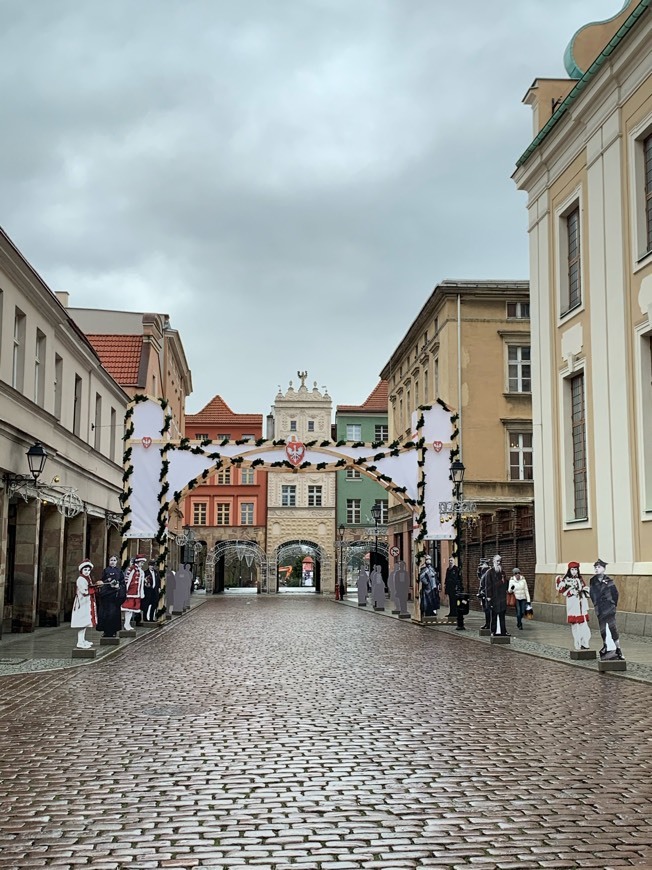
[337,380,388,414]
[86,334,143,385]
[186,395,262,427]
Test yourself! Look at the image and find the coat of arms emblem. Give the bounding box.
[142,436,153,449]
[432,440,443,453]
[285,436,306,467]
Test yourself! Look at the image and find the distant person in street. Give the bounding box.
[590,559,624,660]
[418,556,440,619]
[141,560,160,622]
[445,557,460,618]
[71,560,97,649]
[96,555,126,638]
[508,568,531,630]
[555,561,591,650]
[484,554,509,637]
[477,559,491,629]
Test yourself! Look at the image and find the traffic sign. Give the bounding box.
[389,545,400,557]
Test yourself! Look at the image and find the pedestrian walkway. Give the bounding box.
[0,591,206,676]
[339,591,652,684]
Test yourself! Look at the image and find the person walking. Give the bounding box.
[508,568,530,630]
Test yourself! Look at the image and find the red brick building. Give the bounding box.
[184,396,267,590]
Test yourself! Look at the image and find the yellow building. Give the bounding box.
[513,0,652,629]
[380,280,534,587]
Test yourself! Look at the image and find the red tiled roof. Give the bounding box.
[337,380,389,414]
[186,395,262,427]
[87,335,143,385]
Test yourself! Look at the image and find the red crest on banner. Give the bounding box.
[433,440,443,453]
[285,436,306,467]
[142,436,152,449]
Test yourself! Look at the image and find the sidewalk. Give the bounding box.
[338,589,652,684]
[0,592,206,677]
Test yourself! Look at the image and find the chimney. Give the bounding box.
[55,291,70,308]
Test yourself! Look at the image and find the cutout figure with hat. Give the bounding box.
[122,554,146,631]
[555,561,591,650]
[71,559,97,649]
[589,559,624,660]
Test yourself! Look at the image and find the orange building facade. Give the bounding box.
[183,396,267,591]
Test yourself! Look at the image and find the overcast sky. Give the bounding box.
[0,0,620,415]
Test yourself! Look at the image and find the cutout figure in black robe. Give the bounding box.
[96,556,126,637]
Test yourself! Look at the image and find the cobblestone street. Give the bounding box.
[2,596,652,870]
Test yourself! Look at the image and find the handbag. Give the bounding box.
[506,591,516,607]
[525,603,534,620]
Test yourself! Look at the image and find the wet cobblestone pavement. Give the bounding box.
[1,596,652,870]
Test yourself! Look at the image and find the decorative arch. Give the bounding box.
[120,396,459,615]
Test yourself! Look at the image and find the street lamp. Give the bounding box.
[450,460,465,587]
[370,502,381,578]
[338,523,345,600]
[4,441,49,489]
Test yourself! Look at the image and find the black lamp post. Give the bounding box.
[338,523,345,599]
[450,459,465,585]
[370,502,381,578]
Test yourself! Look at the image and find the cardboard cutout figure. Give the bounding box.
[418,556,439,618]
[477,560,491,629]
[71,560,97,648]
[356,568,369,606]
[141,561,160,622]
[371,565,385,610]
[555,561,591,650]
[445,557,460,618]
[394,561,410,617]
[96,556,126,638]
[590,559,624,660]
[165,569,176,617]
[122,555,146,630]
[484,554,509,636]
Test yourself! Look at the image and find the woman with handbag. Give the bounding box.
[508,568,530,630]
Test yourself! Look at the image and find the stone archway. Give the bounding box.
[273,540,327,594]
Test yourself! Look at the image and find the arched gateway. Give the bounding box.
[120,397,458,616]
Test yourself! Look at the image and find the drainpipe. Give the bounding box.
[457,294,462,461]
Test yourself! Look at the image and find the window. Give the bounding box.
[415,381,419,407]
[569,373,588,520]
[281,485,296,506]
[308,485,322,507]
[73,374,82,436]
[34,329,46,406]
[217,467,231,485]
[346,498,361,524]
[195,433,209,440]
[508,432,533,481]
[507,346,531,393]
[424,368,429,403]
[216,503,231,525]
[193,502,207,525]
[307,420,315,432]
[110,408,117,461]
[217,434,231,441]
[346,424,361,441]
[346,467,361,480]
[94,393,102,450]
[374,425,388,442]
[290,420,297,432]
[240,502,254,525]
[434,357,439,397]
[566,208,581,311]
[12,308,25,391]
[646,134,652,254]
[374,499,388,525]
[507,301,530,319]
[241,434,255,442]
[240,467,255,485]
[54,354,63,420]
[434,316,439,334]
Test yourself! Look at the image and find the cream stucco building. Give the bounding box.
[513,0,652,629]
[266,375,336,593]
